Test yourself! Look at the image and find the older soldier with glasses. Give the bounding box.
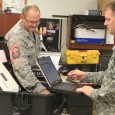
[5,4,50,95]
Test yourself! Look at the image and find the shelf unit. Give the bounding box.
[66,15,114,50]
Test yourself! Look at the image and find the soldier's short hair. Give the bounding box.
[22,4,40,17]
[105,1,115,12]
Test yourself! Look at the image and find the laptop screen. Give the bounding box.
[37,56,62,87]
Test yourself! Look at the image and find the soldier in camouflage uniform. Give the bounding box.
[5,4,50,95]
[68,2,115,115]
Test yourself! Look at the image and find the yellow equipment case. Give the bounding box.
[65,49,100,64]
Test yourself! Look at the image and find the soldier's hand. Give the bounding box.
[68,69,86,80]
[76,86,94,96]
[40,90,50,95]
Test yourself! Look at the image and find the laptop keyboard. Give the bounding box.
[53,82,79,91]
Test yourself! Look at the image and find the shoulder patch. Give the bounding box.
[10,45,20,61]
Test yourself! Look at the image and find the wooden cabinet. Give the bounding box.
[98,0,113,16]
[66,15,114,50]
[0,13,20,36]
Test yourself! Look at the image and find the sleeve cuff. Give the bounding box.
[32,83,46,93]
[90,89,98,101]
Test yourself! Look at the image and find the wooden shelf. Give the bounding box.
[67,42,113,50]
[66,15,114,50]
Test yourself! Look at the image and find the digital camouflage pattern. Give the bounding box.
[5,21,46,93]
[83,46,115,115]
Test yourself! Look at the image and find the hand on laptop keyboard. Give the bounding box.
[67,77,81,83]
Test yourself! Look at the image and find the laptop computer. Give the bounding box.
[0,62,19,92]
[37,56,81,94]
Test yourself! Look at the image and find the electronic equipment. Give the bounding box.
[71,15,105,43]
[38,18,62,52]
[37,56,81,94]
[84,10,102,16]
[0,62,19,92]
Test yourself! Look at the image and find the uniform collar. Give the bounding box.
[19,21,38,41]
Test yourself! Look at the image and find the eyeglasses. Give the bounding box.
[24,17,40,25]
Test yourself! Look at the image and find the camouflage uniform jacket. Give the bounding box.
[5,20,46,93]
[83,46,115,115]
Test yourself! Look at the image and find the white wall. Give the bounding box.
[28,0,98,18]
[28,0,98,62]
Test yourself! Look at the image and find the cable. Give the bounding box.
[75,24,96,33]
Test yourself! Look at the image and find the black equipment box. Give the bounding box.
[0,91,55,115]
[66,94,93,115]
[0,91,94,115]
